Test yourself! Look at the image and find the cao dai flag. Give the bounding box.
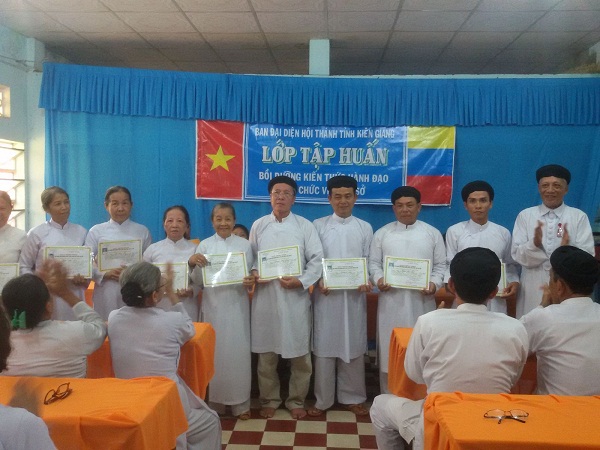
[196,120,244,199]
[406,127,455,205]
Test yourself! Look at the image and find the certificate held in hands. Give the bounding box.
[202,252,248,287]
[258,246,302,280]
[384,256,430,290]
[44,246,92,278]
[322,258,368,290]
[0,263,19,291]
[154,262,189,291]
[98,240,142,272]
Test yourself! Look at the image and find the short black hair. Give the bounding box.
[391,186,421,204]
[1,274,51,330]
[327,175,357,193]
[450,247,501,304]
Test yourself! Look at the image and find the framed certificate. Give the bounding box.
[98,240,142,272]
[0,263,19,291]
[43,246,92,278]
[257,245,302,280]
[153,262,189,291]
[384,256,430,290]
[322,257,368,290]
[202,252,248,287]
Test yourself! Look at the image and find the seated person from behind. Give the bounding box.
[108,262,221,450]
[1,259,107,378]
[370,247,529,450]
[0,302,56,449]
[520,245,600,395]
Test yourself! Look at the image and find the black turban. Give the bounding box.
[550,246,599,288]
[450,247,501,289]
[536,164,571,184]
[461,180,494,202]
[268,176,297,194]
[327,175,357,192]
[391,186,421,204]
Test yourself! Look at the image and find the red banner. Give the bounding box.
[196,120,244,199]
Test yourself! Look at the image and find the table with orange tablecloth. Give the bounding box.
[388,328,537,399]
[424,392,600,450]
[0,376,187,450]
[87,322,215,399]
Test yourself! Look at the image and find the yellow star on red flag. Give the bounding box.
[206,146,235,171]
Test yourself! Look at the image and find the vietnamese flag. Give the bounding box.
[196,120,245,199]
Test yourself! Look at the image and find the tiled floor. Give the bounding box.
[219,349,380,449]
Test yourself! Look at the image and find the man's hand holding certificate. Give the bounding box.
[383,256,431,290]
[257,246,302,280]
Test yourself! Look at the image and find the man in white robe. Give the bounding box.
[309,175,373,417]
[370,247,528,450]
[369,186,446,393]
[250,175,324,420]
[445,180,519,314]
[511,164,594,318]
[520,245,600,395]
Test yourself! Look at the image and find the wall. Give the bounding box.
[0,24,48,228]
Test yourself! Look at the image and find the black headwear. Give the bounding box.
[461,180,494,202]
[391,186,421,204]
[268,176,298,194]
[536,164,571,185]
[550,246,599,287]
[327,175,357,192]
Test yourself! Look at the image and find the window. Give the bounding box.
[0,139,25,229]
[0,85,10,118]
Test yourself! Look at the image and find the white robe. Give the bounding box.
[369,220,446,374]
[19,220,88,321]
[444,219,519,313]
[312,213,373,362]
[189,233,253,407]
[511,203,594,318]
[520,297,600,395]
[85,218,152,320]
[0,223,26,263]
[143,237,200,320]
[108,304,220,450]
[371,303,528,449]
[0,405,56,450]
[2,302,106,378]
[250,212,324,358]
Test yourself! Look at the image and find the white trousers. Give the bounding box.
[313,355,367,410]
[176,402,222,450]
[370,394,424,450]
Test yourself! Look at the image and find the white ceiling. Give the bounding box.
[1,0,599,75]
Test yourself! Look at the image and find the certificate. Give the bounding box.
[98,240,142,272]
[0,263,19,291]
[43,246,92,278]
[322,257,367,290]
[153,263,189,291]
[202,252,248,287]
[496,263,508,296]
[258,246,302,280]
[384,256,430,290]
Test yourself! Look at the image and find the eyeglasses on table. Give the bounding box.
[484,408,529,424]
[44,382,73,405]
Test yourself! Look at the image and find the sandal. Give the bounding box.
[345,404,369,416]
[307,406,325,417]
[236,411,251,420]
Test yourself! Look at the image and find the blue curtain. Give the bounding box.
[40,63,600,127]
[45,110,600,241]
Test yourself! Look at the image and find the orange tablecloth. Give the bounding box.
[87,322,215,399]
[388,327,537,398]
[0,376,187,450]
[424,392,600,450]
